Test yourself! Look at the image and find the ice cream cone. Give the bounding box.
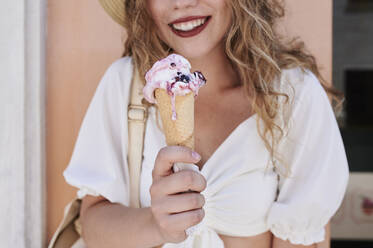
[143,54,206,173]
[155,88,195,149]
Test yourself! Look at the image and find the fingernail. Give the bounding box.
[192,151,201,161]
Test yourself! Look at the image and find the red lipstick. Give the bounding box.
[169,16,211,38]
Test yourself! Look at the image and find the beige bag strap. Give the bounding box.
[127,66,148,208]
[49,64,148,248]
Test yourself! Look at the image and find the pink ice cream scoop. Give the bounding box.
[143,54,206,120]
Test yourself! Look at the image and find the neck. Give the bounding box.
[187,44,238,95]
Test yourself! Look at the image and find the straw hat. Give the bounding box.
[98,0,126,27]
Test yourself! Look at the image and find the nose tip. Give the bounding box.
[174,0,198,9]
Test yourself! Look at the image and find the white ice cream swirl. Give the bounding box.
[143,54,206,120]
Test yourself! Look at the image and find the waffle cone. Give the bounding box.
[155,89,194,149]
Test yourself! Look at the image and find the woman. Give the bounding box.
[63,0,349,247]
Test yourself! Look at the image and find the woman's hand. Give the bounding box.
[150,146,207,244]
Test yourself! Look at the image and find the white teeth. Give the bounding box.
[172,18,207,31]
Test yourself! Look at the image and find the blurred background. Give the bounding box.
[0,0,372,247]
[330,0,373,247]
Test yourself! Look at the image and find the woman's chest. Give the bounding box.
[140,105,278,202]
[194,90,255,170]
[140,106,279,211]
[140,106,279,247]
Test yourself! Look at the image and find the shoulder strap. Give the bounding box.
[49,65,148,248]
[128,66,148,208]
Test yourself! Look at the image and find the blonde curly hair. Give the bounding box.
[122,0,344,175]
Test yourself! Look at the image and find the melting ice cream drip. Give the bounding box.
[143,54,206,120]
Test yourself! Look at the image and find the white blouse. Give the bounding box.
[63,57,349,247]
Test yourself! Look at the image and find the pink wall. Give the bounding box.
[46,0,124,240]
[46,0,332,242]
[280,0,332,82]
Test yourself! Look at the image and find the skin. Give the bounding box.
[79,0,330,247]
[80,148,205,248]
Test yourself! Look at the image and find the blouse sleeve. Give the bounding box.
[63,57,133,206]
[267,69,349,245]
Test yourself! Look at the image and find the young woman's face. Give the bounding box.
[147,0,232,60]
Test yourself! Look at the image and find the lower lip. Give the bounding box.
[170,17,211,38]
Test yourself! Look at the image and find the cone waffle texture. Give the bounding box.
[155,89,194,149]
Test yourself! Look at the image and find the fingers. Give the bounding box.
[151,170,207,196]
[150,146,205,244]
[152,146,201,180]
[166,208,205,231]
[159,192,205,214]
[153,208,205,243]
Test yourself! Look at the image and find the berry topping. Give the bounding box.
[180,74,190,83]
[194,71,206,82]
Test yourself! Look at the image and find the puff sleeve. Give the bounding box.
[267,69,349,245]
[63,57,133,206]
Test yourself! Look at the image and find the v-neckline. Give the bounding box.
[198,113,258,174]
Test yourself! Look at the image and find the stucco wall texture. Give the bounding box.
[46,0,332,242]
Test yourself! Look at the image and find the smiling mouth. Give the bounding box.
[168,16,211,38]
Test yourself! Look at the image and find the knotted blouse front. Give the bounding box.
[63,57,349,247]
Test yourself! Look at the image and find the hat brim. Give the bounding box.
[98,0,126,27]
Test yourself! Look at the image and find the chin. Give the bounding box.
[172,43,220,61]
[174,50,206,60]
